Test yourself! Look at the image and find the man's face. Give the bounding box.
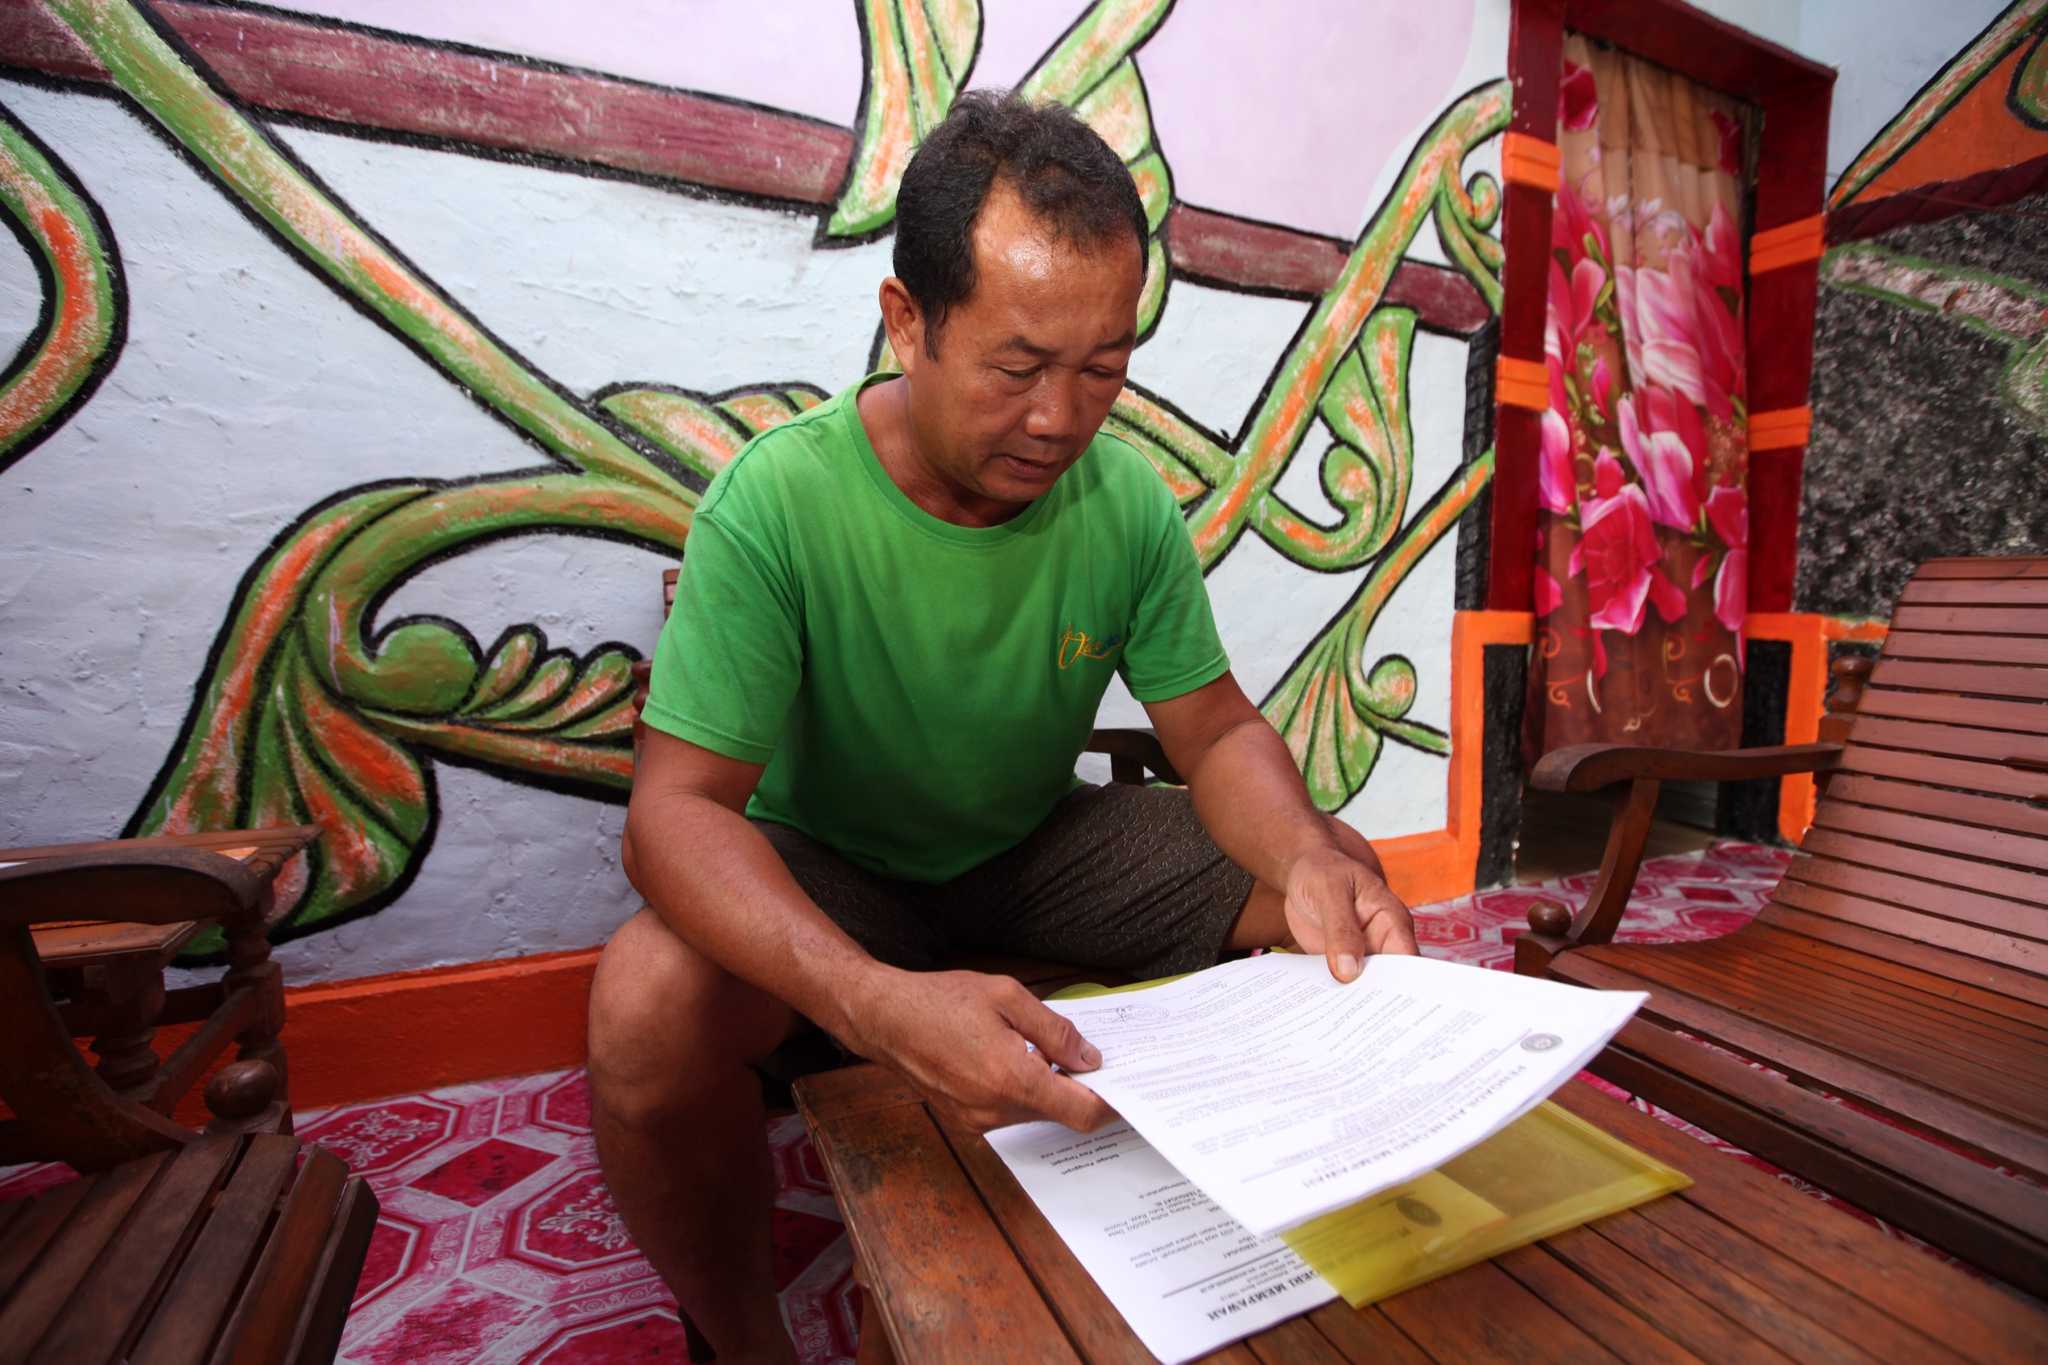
[889,182,1143,515]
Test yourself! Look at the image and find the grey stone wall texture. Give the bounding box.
[1797,190,2048,618]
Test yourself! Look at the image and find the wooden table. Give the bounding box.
[3,828,314,1100]
[797,1064,2048,1363]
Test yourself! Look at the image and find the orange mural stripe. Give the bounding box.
[1749,214,1825,274]
[1748,405,1813,452]
[1496,355,1549,411]
[1501,132,1561,191]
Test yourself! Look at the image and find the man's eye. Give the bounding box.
[999,367,1038,381]
[1087,367,1126,381]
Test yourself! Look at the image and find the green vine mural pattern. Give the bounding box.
[4,0,1508,945]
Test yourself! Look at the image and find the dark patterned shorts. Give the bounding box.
[753,783,1258,981]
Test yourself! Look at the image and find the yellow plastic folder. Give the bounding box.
[1050,971,1691,1308]
[1279,1098,1690,1306]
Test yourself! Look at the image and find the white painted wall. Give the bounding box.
[0,2,1511,983]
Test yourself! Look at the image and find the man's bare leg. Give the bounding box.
[588,907,800,1364]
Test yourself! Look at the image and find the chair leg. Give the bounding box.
[855,1288,896,1365]
[90,956,166,1099]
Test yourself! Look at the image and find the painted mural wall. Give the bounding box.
[0,0,1517,982]
[1800,0,2048,619]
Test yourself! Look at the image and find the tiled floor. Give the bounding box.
[7,839,1954,1363]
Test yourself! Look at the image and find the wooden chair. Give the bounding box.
[0,846,294,1174]
[0,1132,377,1363]
[1515,555,2048,1293]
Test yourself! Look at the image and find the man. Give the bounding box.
[593,92,1417,1363]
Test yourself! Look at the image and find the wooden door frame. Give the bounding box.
[1489,0,1836,615]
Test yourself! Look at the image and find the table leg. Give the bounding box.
[89,956,166,1098]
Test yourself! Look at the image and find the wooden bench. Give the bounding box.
[1515,555,2048,1294]
[0,1132,376,1363]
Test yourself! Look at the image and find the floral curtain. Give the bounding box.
[1528,37,1753,754]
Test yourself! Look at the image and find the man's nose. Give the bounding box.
[1023,373,1079,444]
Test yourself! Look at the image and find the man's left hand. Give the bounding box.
[1281,847,1419,982]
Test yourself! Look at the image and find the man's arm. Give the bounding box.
[1142,671,1418,979]
[623,727,1113,1133]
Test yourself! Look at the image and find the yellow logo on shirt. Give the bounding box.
[1057,626,1124,670]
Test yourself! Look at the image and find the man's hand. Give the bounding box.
[1282,847,1419,982]
[843,968,1118,1135]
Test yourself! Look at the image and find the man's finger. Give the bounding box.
[999,991,1103,1072]
[1358,880,1419,956]
[1022,1066,1117,1132]
[1318,886,1369,982]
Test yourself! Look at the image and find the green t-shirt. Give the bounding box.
[642,375,1229,882]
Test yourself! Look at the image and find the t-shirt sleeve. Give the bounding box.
[1118,479,1231,703]
[641,510,801,765]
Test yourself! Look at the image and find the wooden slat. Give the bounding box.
[0,1153,165,1352]
[131,1137,298,1365]
[1848,714,2048,773]
[281,1176,378,1365]
[1733,922,2048,1033]
[28,1138,239,1364]
[1911,557,2048,580]
[1770,877,2045,973]
[1880,630,2048,665]
[1889,604,2048,636]
[1562,954,2048,1170]
[1489,1240,1719,1363]
[1865,658,2048,701]
[936,1121,1156,1362]
[1813,798,2048,876]
[1299,1302,1436,1365]
[1587,1211,1876,1361]
[1780,847,2045,940]
[1855,686,2048,735]
[1791,832,2048,939]
[211,1148,349,1365]
[1374,1258,1619,1362]
[802,1091,1081,1363]
[1584,945,2048,1127]
[1826,773,2048,840]
[1674,931,2048,1053]
[1900,577,2048,606]
[1632,1197,1963,1364]
[1837,742,2048,800]
[0,1178,92,1304]
[1554,1057,2048,1334]
[1756,904,2048,1007]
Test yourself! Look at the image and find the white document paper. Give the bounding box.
[1044,953,1646,1236]
[986,1116,1336,1364]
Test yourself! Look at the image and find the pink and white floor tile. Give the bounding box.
[1,840,1975,1363]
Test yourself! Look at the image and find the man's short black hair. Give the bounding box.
[893,90,1147,355]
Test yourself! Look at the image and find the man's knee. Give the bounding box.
[587,908,792,1126]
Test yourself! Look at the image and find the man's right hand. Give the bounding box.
[840,968,1117,1135]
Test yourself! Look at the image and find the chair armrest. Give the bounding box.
[1531,742,1842,793]
[1086,727,1183,786]
[0,848,268,932]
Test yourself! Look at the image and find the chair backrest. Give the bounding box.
[1765,557,2048,986]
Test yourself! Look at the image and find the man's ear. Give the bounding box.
[878,277,925,374]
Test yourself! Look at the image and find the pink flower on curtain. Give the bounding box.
[1552,183,1610,266]
[1570,485,1683,634]
[1705,485,1748,635]
[1615,245,1743,420]
[1618,385,1708,530]
[1559,60,1598,131]
[1700,202,1741,291]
